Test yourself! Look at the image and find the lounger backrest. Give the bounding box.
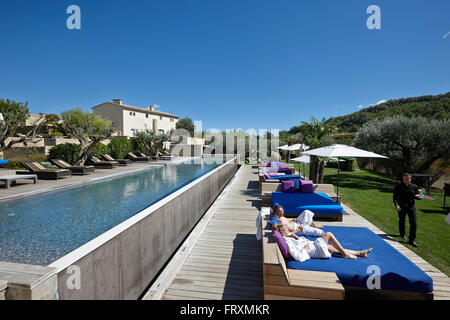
[32,162,47,170]
[21,161,41,172]
[90,156,101,163]
[128,152,137,158]
[58,160,72,168]
[103,154,114,161]
[138,152,147,157]
[52,159,70,168]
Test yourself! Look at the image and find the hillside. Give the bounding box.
[330,92,450,132]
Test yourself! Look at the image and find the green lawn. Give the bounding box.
[320,167,450,276]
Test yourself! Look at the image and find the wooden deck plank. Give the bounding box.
[158,165,263,300]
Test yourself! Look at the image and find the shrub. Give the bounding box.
[108,138,132,159]
[48,143,81,165]
[87,142,110,158]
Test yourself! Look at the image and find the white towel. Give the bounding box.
[295,210,324,237]
[285,236,331,262]
[284,236,311,262]
[446,212,450,225]
[256,208,271,240]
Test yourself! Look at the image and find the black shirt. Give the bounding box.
[393,182,419,209]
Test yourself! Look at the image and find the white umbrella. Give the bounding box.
[291,155,310,163]
[278,145,290,150]
[285,144,310,162]
[302,144,388,200]
[291,155,310,178]
[0,113,4,121]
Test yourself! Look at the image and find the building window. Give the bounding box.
[130,129,136,137]
[146,114,149,118]
[160,116,162,120]
[158,129,164,135]
[129,112,132,116]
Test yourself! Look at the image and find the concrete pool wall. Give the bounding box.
[0,156,238,300]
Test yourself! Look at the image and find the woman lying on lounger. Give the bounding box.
[273,223,373,261]
[272,205,324,237]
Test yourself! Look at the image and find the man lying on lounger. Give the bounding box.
[273,223,373,261]
[272,205,324,237]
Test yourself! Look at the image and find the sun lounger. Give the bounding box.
[50,159,95,175]
[272,192,343,221]
[0,174,38,188]
[285,226,433,299]
[138,152,158,160]
[262,216,433,300]
[127,152,150,162]
[102,154,132,166]
[160,150,176,160]
[17,161,71,180]
[87,156,119,169]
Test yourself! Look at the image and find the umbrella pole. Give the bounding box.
[337,158,340,204]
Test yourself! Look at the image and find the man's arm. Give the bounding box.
[393,185,401,211]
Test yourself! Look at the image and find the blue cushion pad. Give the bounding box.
[283,205,343,216]
[286,226,433,293]
[273,192,343,216]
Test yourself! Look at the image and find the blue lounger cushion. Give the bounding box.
[286,226,433,293]
[272,192,343,216]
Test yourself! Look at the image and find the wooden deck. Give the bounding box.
[144,165,449,300]
[144,165,264,300]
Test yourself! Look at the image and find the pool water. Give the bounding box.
[0,158,229,266]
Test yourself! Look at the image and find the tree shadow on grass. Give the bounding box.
[419,209,448,215]
[323,173,396,194]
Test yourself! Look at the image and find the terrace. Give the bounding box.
[143,165,450,300]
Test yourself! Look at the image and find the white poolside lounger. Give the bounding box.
[0,174,38,189]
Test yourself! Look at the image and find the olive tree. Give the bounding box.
[61,108,115,165]
[134,129,170,157]
[0,98,45,153]
[354,116,450,180]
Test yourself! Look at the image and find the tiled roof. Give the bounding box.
[92,102,179,119]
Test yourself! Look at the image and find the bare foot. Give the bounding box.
[359,248,373,258]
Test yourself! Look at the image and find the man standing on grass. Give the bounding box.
[393,173,421,247]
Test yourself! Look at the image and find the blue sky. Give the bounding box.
[0,0,449,131]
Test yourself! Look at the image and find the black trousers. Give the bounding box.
[398,207,417,242]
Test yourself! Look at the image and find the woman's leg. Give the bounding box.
[322,232,357,259]
[323,232,373,258]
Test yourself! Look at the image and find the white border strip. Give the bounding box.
[48,157,236,272]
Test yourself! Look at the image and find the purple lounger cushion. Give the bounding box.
[300,179,314,193]
[272,230,291,259]
[278,167,292,174]
[281,180,295,193]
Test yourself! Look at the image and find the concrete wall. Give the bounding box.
[93,103,125,136]
[51,157,237,300]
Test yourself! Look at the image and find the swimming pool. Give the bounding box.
[0,157,230,266]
